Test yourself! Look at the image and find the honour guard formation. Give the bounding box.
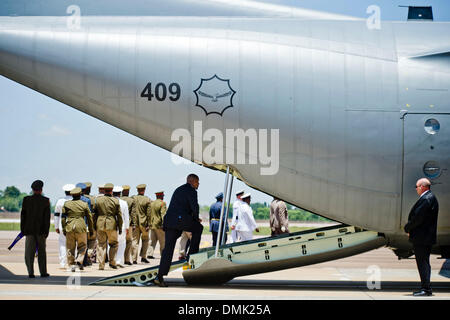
[19,175,268,287]
[18,176,441,295]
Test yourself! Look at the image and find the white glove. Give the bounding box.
[281,226,286,232]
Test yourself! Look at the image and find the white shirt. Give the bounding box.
[235,202,257,232]
[232,199,243,227]
[54,196,71,231]
[116,197,129,233]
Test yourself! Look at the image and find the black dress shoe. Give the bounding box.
[28,275,35,278]
[109,264,118,269]
[413,289,432,297]
[133,261,137,264]
[77,262,84,270]
[40,273,50,278]
[141,258,150,263]
[147,256,155,259]
[125,262,132,266]
[153,275,168,287]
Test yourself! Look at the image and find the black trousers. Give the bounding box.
[414,244,432,290]
[159,221,203,276]
[212,231,227,247]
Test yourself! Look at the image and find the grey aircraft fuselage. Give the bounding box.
[0,9,449,254]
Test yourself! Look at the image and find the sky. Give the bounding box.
[1,0,449,207]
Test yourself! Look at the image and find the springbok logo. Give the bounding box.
[193,75,236,116]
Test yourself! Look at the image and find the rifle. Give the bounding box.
[8,232,24,250]
[8,232,38,256]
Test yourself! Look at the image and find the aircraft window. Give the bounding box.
[423,161,441,179]
[424,118,440,135]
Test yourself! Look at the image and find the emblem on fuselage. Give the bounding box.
[193,74,236,116]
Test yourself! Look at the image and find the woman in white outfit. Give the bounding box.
[235,193,259,241]
[54,184,75,269]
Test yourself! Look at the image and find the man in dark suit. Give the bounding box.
[154,174,203,287]
[20,180,51,278]
[404,178,439,296]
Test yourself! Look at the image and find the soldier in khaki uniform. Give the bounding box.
[269,197,290,236]
[62,187,94,272]
[83,182,98,263]
[147,191,167,258]
[131,184,152,264]
[93,183,123,270]
[120,185,135,265]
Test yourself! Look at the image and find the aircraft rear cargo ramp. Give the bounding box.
[90,224,386,286]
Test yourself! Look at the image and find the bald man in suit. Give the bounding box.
[404,178,439,297]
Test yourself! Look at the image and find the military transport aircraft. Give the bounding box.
[0,0,448,285]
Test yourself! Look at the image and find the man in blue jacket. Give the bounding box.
[404,178,439,297]
[209,192,228,247]
[155,174,203,287]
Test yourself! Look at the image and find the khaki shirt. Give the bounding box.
[131,194,152,228]
[62,200,94,234]
[94,194,123,231]
[150,199,167,229]
[120,196,135,216]
[270,199,289,232]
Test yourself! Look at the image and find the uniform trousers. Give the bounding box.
[231,229,238,243]
[25,235,47,276]
[212,231,227,247]
[159,221,203,276]
[124,230,133,263]
[236,230,253,242]
[115,229,126,265]
[131,226,149,261]
[179,231,192,257]
[87,230,97,263]
[271,228,289,237]
[97,229,118,268]
[66,232,87,266]
[147,228,165,257]
[58,233,67,267]
[414,244,432,291]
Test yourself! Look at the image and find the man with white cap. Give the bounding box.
[235,193,259,241]
[113,186,129,268]
[230,190,245,243]
[97,184,105,198]
[54,183,75,269]
[120,185,134,265]
[62,187,94,272]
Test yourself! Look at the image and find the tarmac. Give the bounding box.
[0,230,449,300]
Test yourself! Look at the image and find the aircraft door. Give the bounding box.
[401,112,450,238]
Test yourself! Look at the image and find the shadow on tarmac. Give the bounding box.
[1,263,449,293]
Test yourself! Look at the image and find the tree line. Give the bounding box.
[0,186,29,212]
[1,186,333,222]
